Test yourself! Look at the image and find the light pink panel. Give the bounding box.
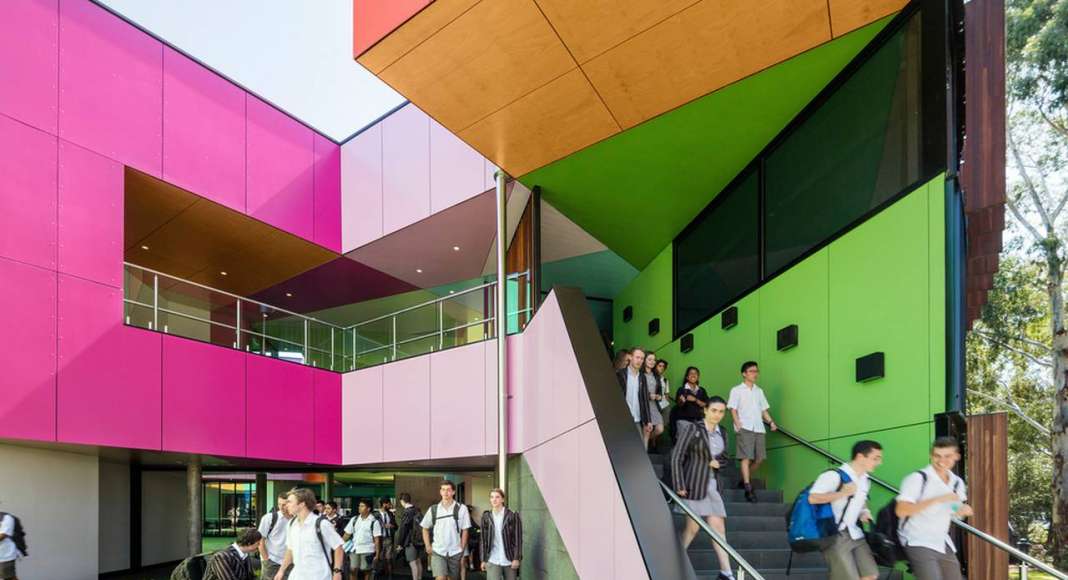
[162,335,246,457]
[577,422,616,578]
[58,140,123,287]
[0,257,57,442]
[314,370,342,465]
[383,356,430,461]
[485,339,500,455]
[614,490,651,580]
[0,0,58,134]
[246,95,314,241]
[342,366,384,464]
[313,133,342,252]
[246,356,315,462]
[382,104,429,235]
[484,160,498,191]
[525,430,581,556]
[58,0,162,176]
[0,115,57,270]
[429,119,485,213]
[430,343,485,459]
[57,274,162,450]
[162,47,246,212]
[340,124,383,252]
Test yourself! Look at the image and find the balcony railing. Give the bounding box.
[122,263,532,372]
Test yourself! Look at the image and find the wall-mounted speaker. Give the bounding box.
[777,324,798,351]
[623,306,633,322]
[680,333,694,353]
[856,352,885,382]
[648,318,660,336]
[722,306,738,330]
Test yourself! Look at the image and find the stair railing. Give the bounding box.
[658,480,766,580]
[774,425,1068,580]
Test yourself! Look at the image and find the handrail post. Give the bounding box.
[303,319,309,364]
[391,316,397,361]
[351,328,356,371]
[152,274,159,331]
[235,299,241,349]
[330,327,335,371]
[1022,562,1030,579]
[438,300,444,351]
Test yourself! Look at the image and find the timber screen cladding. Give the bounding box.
[674,4,947,338]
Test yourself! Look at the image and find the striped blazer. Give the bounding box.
[479,508,523,563]
[616,368,652,426]
[671,420,729,501]
[203,546,254,580]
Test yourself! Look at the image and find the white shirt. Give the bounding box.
[624,368,642,422]
[897,466,967,553]
[0,514,17,562]
[488,509,509,566]
[727,383,770,432]
[344,514,382,555]
[231,543,249,560]
[810,463,871,540]
[420,500,471,557]
[258,510,291,564]
[286,512,343,580]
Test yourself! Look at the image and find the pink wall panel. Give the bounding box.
[313,370,342,464]
[342,366,384,464]
[58,0,162,176]
[313,133,342,252]
[578,421,619,578]
[58,140,123,287]
[0,258,57,442]
[614,493,651,580]
[340,124,383,252]
[0,0,59,134]
[246,356,315,462]
[526,432,581,554]
[430,343,485,459]
[485,340,500,455]
[382,104,430,235]
[382,355,430,461]
[162,335,246,457]
[484,160,498,191]
[57,274,162,450]
[430,119,485,213]
[162,47,246,212]
[0,115,57,270]
[246,95,314,241]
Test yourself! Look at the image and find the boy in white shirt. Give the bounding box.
[276,488,344,580]
[808,440,883,580]
[896,437,973,580]
[258,494,292,580]
[727,361,777,502]
[421,481,471,580]
[342,499,383,580]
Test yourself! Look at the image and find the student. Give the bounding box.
[204,528,262,580]
[727,361,778,502]
[808,440,883,580]
[896,437,973,580]
[671,396,733,580]
[613,349,631,371]
[655,358,671,410]
[315,500,325,516]
[0,510,21,580]
[343,499,382,580]
[376,498,396,578]
[396,493,425,580]
[480,489,522,580]
[461,505,480,580]
[259,494,293,580]
[643,352,667,446]
[670,366,709,441]
[616,346,654,447]
[324,502,345,536]
[275,488,345,580]
[421,481,471,580]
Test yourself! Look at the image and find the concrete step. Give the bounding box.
[695,571,827,580]
[720,488,782,503]
[672,512,786,532]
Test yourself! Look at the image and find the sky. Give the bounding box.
[99,0,406,142]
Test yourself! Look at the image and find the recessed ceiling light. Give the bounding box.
[285,292,293,297]
[452,245,460,251]
[449,290,455,294]
[140,245,149,250]
[416,268,423,273]
[262,313,268,318]
[220,271,228,276]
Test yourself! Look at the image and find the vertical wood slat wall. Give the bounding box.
[966,412,1009,580]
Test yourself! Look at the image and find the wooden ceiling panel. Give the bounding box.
[829,0,909,37]
[378,0,576,131]
[459,68,620,177]
[124,168,197,249]
[357,0,481,74]
[534,0,699,63]
[581,0,831,129]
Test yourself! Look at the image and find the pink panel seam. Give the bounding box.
[521,418,596,455]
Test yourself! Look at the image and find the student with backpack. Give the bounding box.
[395,494,425,580]
[479,489,522,580]
[204,528,262,580]
[420,481,471,580]
[727,361,777,503]
[275,488,345,580]
[615,346,654,448]
[0,510,26,580]
[342,499,383,580]
[894,437,972,580]
[259,494,292,580]
[376,498,397,578]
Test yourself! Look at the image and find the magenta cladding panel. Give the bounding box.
[0,114,58,270]
[313,133,342,253]
[246,355,315,462]
[382,355,430,461]
[429,343,485,459]
[342,366,384,464]
[382,104,430,235]
[58,140,123,288]
[340,123,383,252]
[0,0,59,134]
[58,0,163,177]
[162,46,246,213]
[246,94,315,242]
[429,118,485,214]
[313,370,342,465]
[0,257,57,443]
[162,335,246,458]
[57,274,163,450]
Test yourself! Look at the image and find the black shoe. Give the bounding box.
[717,573,735,580]
[736,480,746,489]
[744,484,757,503]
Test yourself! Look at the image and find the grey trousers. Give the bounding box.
[261,559,292,580]
[904,546,963,580]
[485,563,519,580]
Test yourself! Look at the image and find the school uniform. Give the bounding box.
[644,371,664,427]
[420,500,472,579]
[670,384,709,439]
[204,544,255,580]
[810,464,878,580]
[616,367,652,428]
[286,513,344,580]
[0,514,17,580]
[727,383,770,461]
[671,421,729,517]
[480,508,523,580]
[344,514,383,572]
[397,505,425,562]
[258,509,291,579]
[897,466,967,580]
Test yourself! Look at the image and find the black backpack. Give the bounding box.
[407,508,426,548]
[169,554,208,580]
[869,471,961,566]
[0,513,27,557]
[429,503,462,545]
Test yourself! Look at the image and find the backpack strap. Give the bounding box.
[452,504,462,536]
[269,509,279,534]
[314,515,334,567]
[833,469,855,529]
[899,470,929,533]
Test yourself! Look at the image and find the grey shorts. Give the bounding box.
[0,560,15,580]
[351,552,376,571]
[262,559,292,579]
[405,545,425,563]
[822,532,878,580]
[736,428,766,461]
[904,545,963,580]
[485,562,519,580]
[430,552,462,579]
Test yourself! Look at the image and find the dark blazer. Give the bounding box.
[671,420,729,501]
[396,505,422,547]
[203,545,254,580]
[616,368,652,426]
[479,508,523,563]
[674,384,710,421]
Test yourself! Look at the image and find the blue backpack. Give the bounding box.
[786,469,854,553]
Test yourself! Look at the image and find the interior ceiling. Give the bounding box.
[356,0,907,178]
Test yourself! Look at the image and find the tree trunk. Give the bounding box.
[1047,245,1068,567]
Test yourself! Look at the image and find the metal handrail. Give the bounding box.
[774,425,1068,579]
[658,481,765,580]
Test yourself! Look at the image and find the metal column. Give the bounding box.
[495,170,509,491]
[324,473,334,503]
[255,472,267,519]
[187,457,203,557]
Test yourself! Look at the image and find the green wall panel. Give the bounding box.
[612,245,674,353]
[928,181,947,418]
